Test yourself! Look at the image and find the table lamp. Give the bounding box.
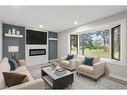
[8,46,19,59]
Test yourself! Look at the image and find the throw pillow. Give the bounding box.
[84,57,94,66]
[3,72,29,87]
[8,59,18,70]
[66,54,74,60]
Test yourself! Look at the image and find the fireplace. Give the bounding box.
[29,49,46,56]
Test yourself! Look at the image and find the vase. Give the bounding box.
[12,28,16,35]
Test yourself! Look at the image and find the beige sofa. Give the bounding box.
[59,55,77,70]
[76,57,105,81]
[0,57,45,89]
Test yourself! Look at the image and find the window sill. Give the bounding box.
[100,58,126,66]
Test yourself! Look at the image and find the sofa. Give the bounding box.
[76,57,105,81]
[0,57,45,89]
[59,55,77,70]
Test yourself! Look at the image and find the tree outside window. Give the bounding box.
[79,30,110,57]
[70,35,78,54]
[70,25,121,61]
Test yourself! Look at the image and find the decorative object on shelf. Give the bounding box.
[12,28,16,35]
[8,46,19,59]
[8,29,11,34]
[16,31,20,35]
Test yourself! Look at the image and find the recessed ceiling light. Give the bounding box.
[39,25,43,28]
[74,21,78,25]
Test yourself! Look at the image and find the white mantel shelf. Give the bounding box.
[5,33,23,38]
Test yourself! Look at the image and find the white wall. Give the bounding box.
[25,45,48,66]
[106,64,127,82]
[0,22,2,59]
[58,11,127,82]
[58,11,127,58]
[25,28,48,66]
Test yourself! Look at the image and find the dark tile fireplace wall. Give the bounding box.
[3,23,25,59]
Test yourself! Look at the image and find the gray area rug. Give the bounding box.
[27,63,127,89]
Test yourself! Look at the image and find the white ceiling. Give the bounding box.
[0,6,127,32]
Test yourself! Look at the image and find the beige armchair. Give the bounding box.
[76,57,105,81]
[59,55,77,70]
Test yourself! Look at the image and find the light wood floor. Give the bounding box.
[27,63,127,89]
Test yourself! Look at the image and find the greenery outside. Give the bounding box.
[70,27,120,59]
[71,30,110,57]
[79,30,110,57]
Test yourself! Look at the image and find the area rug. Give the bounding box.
[27,63,127,89]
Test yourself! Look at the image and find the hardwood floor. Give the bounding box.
[27,63,127,89]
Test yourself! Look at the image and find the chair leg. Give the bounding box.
[94,79,97,82]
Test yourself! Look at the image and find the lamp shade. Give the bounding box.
[8,46,19,52]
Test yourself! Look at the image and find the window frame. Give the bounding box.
[111,25,121,61]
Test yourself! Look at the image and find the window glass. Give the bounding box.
[79,30,110,57]
[70,35,78,54]
[111,25,120,60]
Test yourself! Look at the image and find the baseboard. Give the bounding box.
[106,74,127,85]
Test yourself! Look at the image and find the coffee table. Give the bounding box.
[41,66,74,89]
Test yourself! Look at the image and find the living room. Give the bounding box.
[0,5,127,92]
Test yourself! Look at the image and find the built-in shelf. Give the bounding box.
[5,33,23,38]
[48,38,58,41]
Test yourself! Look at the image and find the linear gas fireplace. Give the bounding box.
[29,49,46,56]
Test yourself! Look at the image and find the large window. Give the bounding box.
[70,35,78,54]
[111,25,120,60]
[69,25,121,61]
[79,30,110,57]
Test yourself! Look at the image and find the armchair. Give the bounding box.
[59,55,77,70]
[76,57,105,81]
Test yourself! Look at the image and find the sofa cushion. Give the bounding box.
[0,57,10,89]
[11,66,34,81]
[14,66,27,72]
[3,72,29,87]
[77,65,93,74]
[8,59,18,70]
[84,57,94,66]
[66,54,74,60]
[6,78,45,89]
